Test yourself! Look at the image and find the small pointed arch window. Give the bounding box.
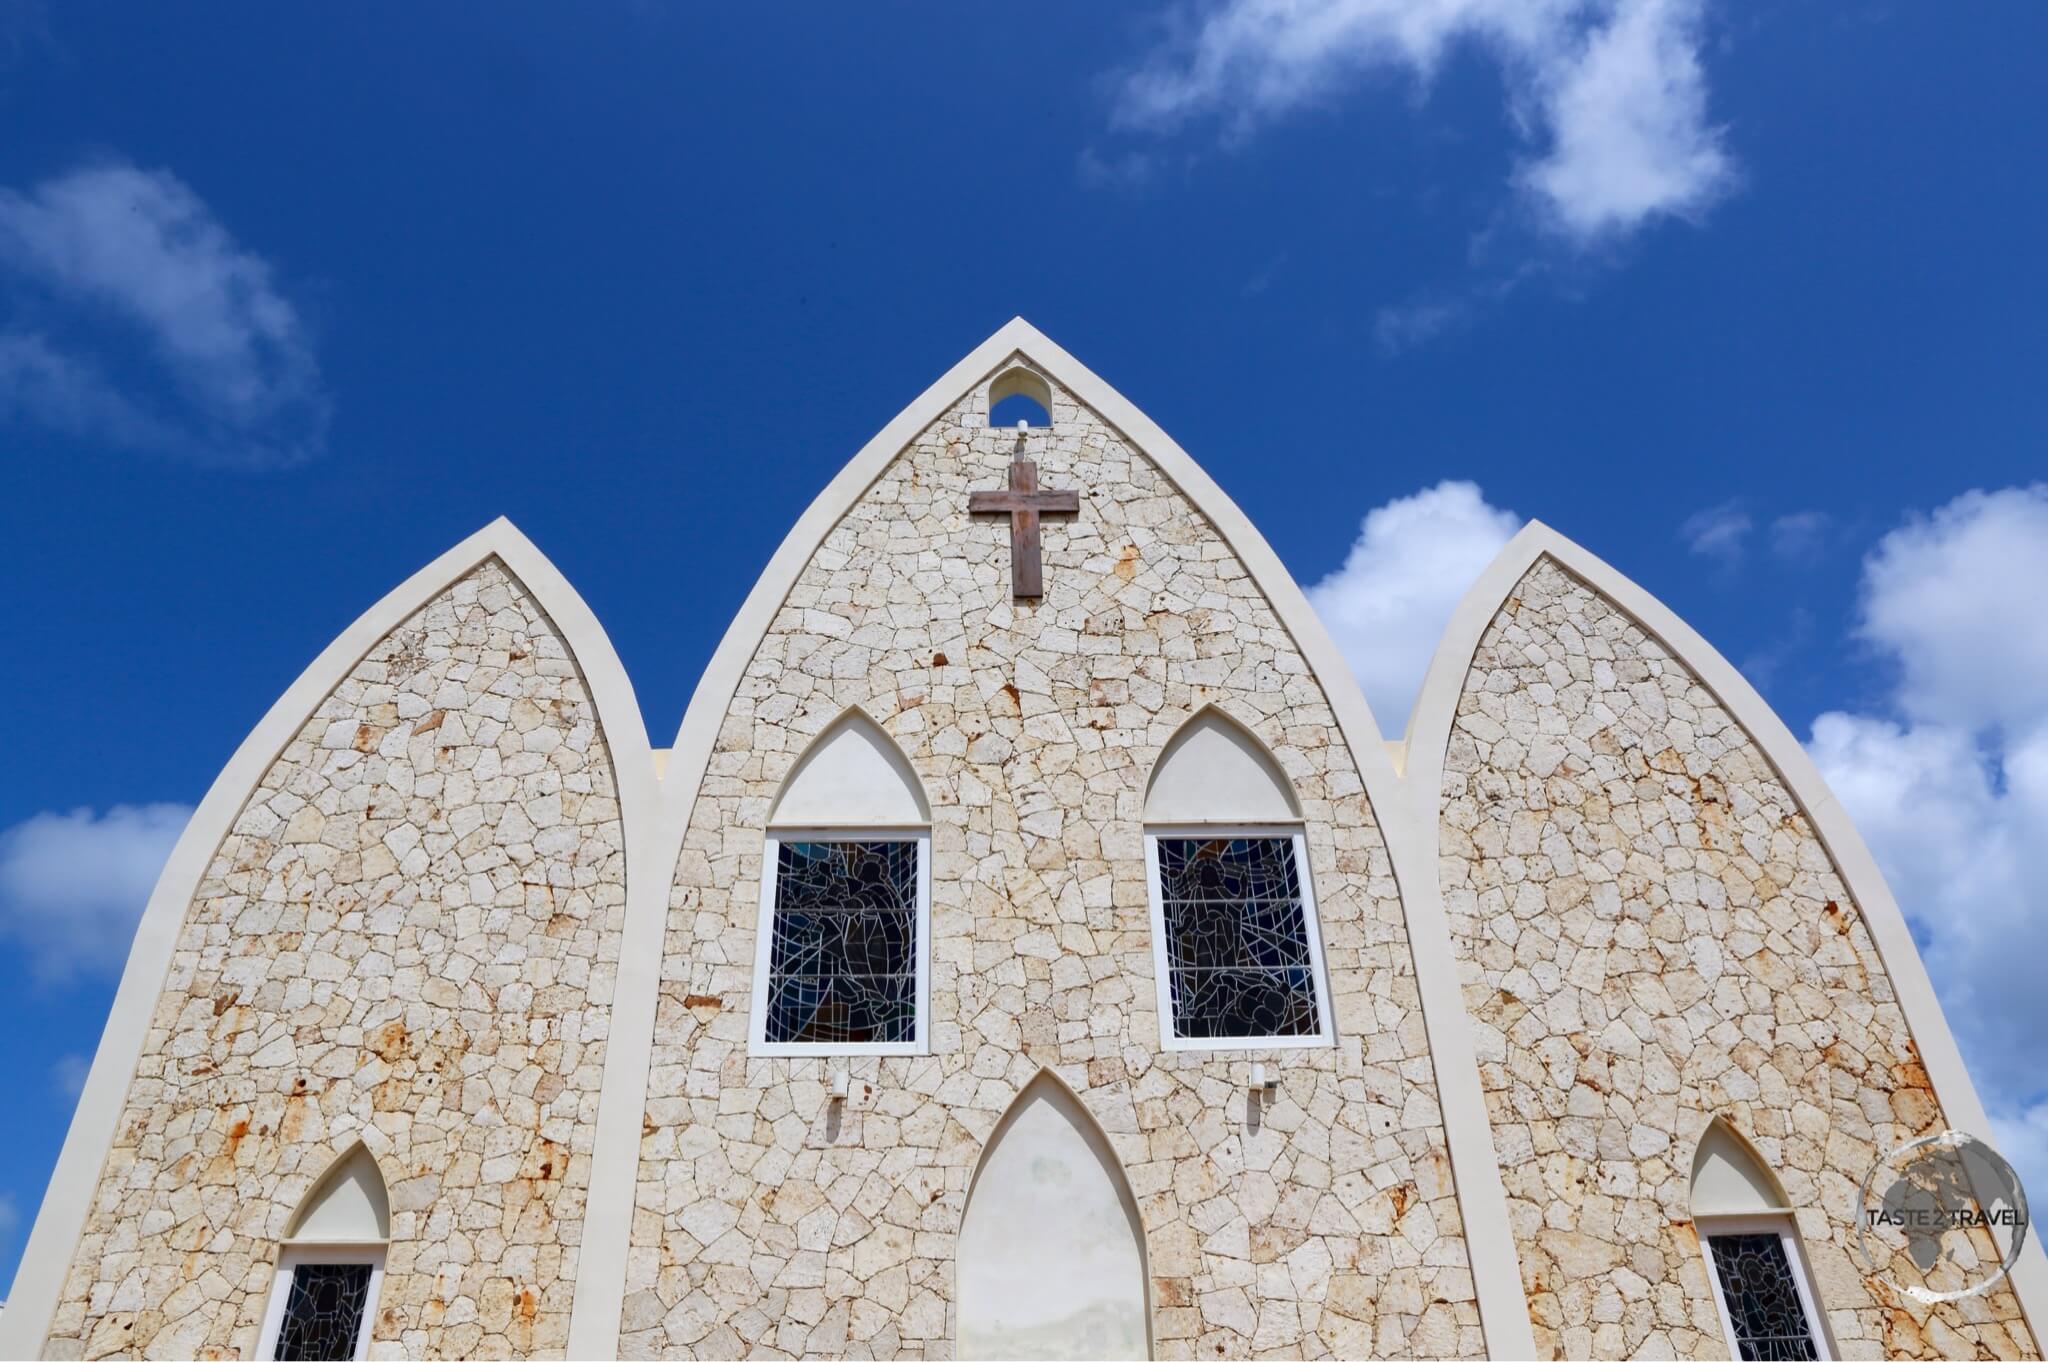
[1691,1120,1833,1361]
[258,1142,390,1361]
[749,710,933,1055]
[1141,708,1334,1050]
[988,364,1053,429]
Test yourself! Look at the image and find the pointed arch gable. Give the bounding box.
[611,319,1520,1357]
[957,1069,1152,1360]
[769,708,930,826]
[1404,520,2048,1338]
[1691,1119,1790,1218]
[1,519,657,1360]
[1143,706,1301,824]
[285,1142,392,1244]
[659,318,1402,784]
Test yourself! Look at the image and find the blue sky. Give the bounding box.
[3,2,2046,1287]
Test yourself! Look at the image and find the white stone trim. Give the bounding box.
[1696,1213,1835,1362]
[257,1243,388,1362]
[570,317,1530,1357]
[0,518,659,1360]
[747,830,933,1057]
[1402,519,2048,1346]
[1142,827,1336,1052]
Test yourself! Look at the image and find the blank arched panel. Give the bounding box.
[957,1074,1149,1359]
[286,1144,391,1243]
[1143,709,1300,824]
[1692,1122,1789,1218]
[769,711,930,827]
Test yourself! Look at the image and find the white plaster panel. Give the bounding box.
[768,711,930,827]
[1143,709,1300,824]
[956,1075,1148,1360]
[287,1145,392,1243]
[1690,1124,1786,1218]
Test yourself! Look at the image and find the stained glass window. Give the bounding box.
[764,839,920,1046]
[1154,836,1322,1041]
[272,1262,372,1361]
[1708,1233,1820,1362]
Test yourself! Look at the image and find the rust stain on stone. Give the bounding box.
[413,709,445,736]
[373,1020,408,1062]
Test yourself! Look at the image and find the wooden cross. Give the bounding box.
[969,445,1080,598]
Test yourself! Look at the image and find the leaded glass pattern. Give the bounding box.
[1708,1233,1820,1362]
[1155,836,1322,1040]
[765,840,919,1045]
[272,1262,372,1361]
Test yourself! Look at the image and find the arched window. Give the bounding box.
[749,710,933,1054]
[1691,1120,1833,1361]
[989,364,1053,428]
[956,1072,1150,1358]
[258,1143,390,1361]
[1141,709,1333,1050]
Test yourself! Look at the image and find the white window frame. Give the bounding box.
[1697,1213,1834,1362]
[257,1242,387,1362]
[749,828,932,1057]
[1143,825,1336,1052]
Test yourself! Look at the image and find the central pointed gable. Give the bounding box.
[660,318,1400,774]
[617,321,1496,1358]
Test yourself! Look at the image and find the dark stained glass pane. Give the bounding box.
[273,1262,372,1361]
[1708,1233,1820,1362]
[1155,837,1321,1040]
[765,840,919,1045]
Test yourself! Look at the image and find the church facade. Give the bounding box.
[4,320,2041,1360]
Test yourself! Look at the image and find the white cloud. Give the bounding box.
[1805,485,2048,1204]
[1853,487,2048,736]
[0,803,191,981]
[1513,0,1733,239]
[1768,509,1830,561]
[1680,498,1751,560]
[1990,1100,2048,1213]
[1107,0,1734,245]
[1373,296,1470,354]
[0,161,328,467]
[52,1052,90,1100]
[1305,479,1522,731]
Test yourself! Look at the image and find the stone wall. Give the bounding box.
[47,559,627,1360]
[624,366,1482,1360]
[1438,557,2037,1360]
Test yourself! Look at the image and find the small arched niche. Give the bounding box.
[957,1072,1151,1360]
[1143,708,1301,825]
[1690,1120,1788,1218]
[285,1142,390,1243]
[768,710,930,828]
[989,364,1053,429]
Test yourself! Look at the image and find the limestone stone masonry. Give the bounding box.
[1438,558,2037,1360]
[47,560,627,1360]
[624,367,1483,1360]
